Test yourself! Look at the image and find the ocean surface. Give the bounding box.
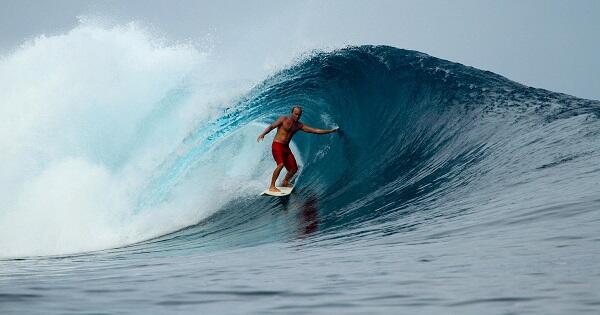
[1,24,600,314]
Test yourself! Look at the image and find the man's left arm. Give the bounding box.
[301,124,339,135]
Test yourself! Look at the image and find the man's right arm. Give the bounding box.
[257,116,284,142]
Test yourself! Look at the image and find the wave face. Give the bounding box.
[184,45,600,246]
[130,45,600,256]
[1,31,600,259]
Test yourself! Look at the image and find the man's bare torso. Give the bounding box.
[274,116,303,145]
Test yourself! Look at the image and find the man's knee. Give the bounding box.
[276,163,285,169]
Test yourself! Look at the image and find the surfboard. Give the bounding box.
[260,186,294,197]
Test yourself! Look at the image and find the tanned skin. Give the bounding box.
[257,106,338,192]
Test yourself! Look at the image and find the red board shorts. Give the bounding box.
[272,142,298,171]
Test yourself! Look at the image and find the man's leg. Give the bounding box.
[282,167,297,187]
[282,152,298,187]
[270,164,285,192]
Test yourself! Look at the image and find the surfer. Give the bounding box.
[257,106,338,192]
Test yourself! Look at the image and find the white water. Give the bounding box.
[0,20,287,258]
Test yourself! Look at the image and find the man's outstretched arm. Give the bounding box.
[301,125,339,135]
[257,116,284,142]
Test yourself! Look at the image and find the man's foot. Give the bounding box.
[269,186,281,193]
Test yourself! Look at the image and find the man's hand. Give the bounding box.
[258,116,284,142]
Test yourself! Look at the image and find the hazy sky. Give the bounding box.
[2,0,599,100]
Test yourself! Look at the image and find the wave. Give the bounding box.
[1,23,599,258]
[129,45,600,254]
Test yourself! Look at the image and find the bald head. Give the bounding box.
[291,106,302,121]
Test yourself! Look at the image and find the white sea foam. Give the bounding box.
[0,20,282,258]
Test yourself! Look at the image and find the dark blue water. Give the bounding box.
[2,46,600,314]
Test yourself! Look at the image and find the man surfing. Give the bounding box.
[257,106,338,193]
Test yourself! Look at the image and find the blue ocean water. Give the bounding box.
[1,40,600,314]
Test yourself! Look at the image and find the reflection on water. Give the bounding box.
[298,196,319,237]
[280,191,320,238]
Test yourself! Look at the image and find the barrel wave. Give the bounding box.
[2,37,600,313]
[3,42,600,256]
[144,45,600,253]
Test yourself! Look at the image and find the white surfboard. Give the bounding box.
[260,186,294,197]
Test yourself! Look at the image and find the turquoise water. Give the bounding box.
[1,29,600,314]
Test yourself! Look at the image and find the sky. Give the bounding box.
[1,0,599,100]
